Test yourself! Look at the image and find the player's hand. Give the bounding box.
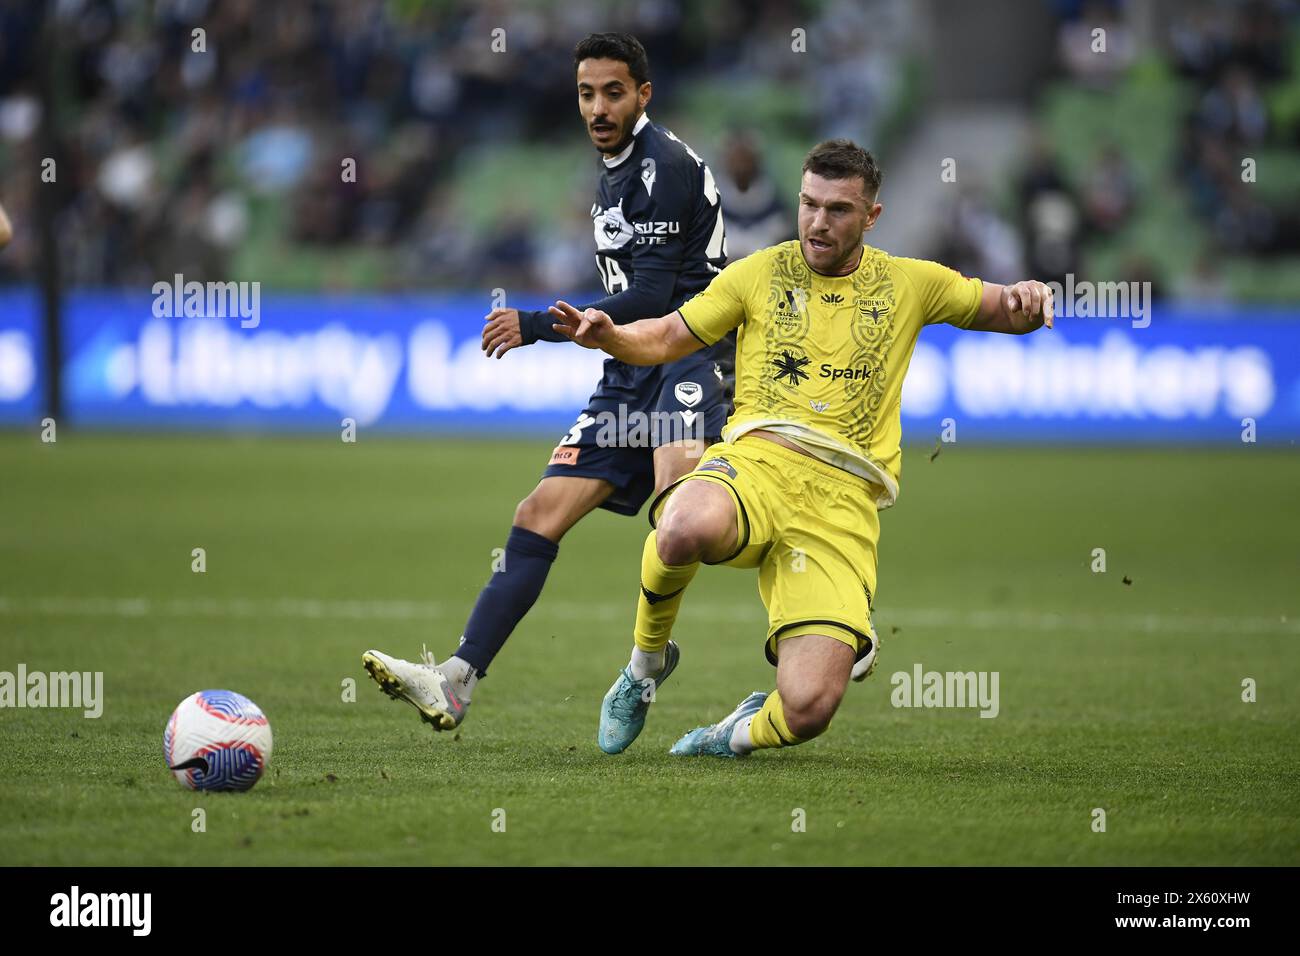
[1002,280,1054,331]
[482,307,524,359]
[548,300,616,351]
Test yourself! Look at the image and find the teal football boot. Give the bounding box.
[597,641,680,754]
[669,691,768,758]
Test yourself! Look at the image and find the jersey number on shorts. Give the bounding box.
[560,412,597,446]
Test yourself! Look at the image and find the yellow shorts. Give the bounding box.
[649,435,880,665]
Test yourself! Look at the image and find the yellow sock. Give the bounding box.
[747,690,812,750]
[633,530,698,651]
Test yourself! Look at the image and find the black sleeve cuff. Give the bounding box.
[518,309,568,345]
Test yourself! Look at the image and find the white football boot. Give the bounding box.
[362,646,468,731]
[850,623,881,683]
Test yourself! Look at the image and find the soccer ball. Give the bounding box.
[163,690,273,792]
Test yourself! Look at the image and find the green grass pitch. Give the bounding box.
[0,433,1296,865]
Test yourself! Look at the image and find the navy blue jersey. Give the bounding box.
[590,113,727,311]
[533,112,737,517]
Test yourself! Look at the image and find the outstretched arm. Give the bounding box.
[967,279,1055,334]
[547,300,704,366]
[0,202,12,249]
[483,267,679,359]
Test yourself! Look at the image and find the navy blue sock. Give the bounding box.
[454,526,559,676]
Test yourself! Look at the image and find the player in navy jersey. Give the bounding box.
[363,33,734,731]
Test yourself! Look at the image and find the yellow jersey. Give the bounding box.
[677,240,983,509]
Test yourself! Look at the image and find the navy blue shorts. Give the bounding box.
[541,340,735,516]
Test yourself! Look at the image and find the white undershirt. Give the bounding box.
[726,419,900,510]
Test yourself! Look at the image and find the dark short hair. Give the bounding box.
[573,33,650,88]
[802,139,883,201]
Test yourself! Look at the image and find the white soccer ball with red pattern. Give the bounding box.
[163,690,273,792]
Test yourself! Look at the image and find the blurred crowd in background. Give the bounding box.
[938,0,1299,302]
[0,0,1296,302]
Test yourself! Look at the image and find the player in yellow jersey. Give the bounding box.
[550,139,1054,757]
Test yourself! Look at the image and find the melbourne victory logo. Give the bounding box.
[593,199,635,251]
